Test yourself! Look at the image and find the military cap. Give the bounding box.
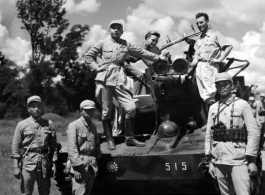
[215,72,233,83]
[80,100,96,110]
[260,93,265,97]
[109,20,123,29]
[145,30,160,40]
[27,95,43,105]
[248,96,255,101]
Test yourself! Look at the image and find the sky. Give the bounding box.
[0,0,265,89]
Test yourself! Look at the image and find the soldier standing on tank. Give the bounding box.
[11,95,58,195]
[189,12,233,105]
[205,72,260,195]
[84,20,166,150]
[255,93,265,148]
[66,100,101,195]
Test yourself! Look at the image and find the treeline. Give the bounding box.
[0,0,97,119]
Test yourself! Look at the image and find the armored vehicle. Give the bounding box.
[53,35,265,194]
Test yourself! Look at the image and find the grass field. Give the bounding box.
[0,112,103,195]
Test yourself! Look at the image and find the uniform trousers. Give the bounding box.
[21,167,50,195]
[96,82,136,120]
[72,166,95,195]
[196,61,219,102]
[214,164,250,195]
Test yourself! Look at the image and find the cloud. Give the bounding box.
[0,24,31,66]
[78,24,107,55]
[2,37,31,66]
[64,0,101,13]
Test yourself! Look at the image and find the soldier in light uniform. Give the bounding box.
[190,12,233,105]
[255,93,265,148]
[248,96,257,118]
[84,20,165,149]
[125,30,170,95]
[67,100,101,195]
[205,72,260,195]
[11,95,58,195]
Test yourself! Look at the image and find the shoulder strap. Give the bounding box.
[216,97,239,124]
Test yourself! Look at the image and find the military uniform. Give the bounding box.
[67,100,101,195]
[84,21,160,149]
[205,73,260,195]
[194,30,231,103]
[11,96,58,195]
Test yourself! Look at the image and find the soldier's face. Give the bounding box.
[28,102,43,118]
[109,24,123,39]
[216,81,233,98]
[261,97,265,102]
[81,108,95,121]
[196,16,208,33]
[146,35,159,48]
[248,100,254,106]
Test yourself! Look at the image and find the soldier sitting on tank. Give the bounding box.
[124,30,171,95]
[205,72,260,195]
[188,12,233,106]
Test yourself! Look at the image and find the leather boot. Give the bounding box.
[102,119,115,150]
[125,118,145,147]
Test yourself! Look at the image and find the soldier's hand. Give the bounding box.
[96,64,108,73]
[208,162,217,179]
[248,163,258,176]
[74,165,83,183]
[51,163,57,178]
[13,167,21,179]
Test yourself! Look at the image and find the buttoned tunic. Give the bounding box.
[66,116,101,175]
[11,116,58,171]
[194,30,231,101]
[85,37,159,119]
[205,95,260,165]
[84,37,159,87]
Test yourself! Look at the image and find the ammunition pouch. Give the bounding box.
[212,127,247,142]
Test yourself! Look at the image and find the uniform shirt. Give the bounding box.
[11,116,58,171]
[84,37,159,86]
[66,116,101,170]
[194,30,231,61]
[205,95,260,165]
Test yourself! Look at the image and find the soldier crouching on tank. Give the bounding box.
[205,72,260,195]
[84,20,167,150]
[11,95,58,195]
[66,100,101,195]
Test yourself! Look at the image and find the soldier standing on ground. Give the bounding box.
[67,100,101,195]
[84,20,166,149]
[205,72,260,195]
[189,12,233,105]
[11,95,58,195]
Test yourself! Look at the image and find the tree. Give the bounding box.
[16,0,93,113]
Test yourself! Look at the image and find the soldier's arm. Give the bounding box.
[205,107,214,155]
[49,120,58,163]
[84,41,103,71]
[242,102,260,159]
[127,42,159,62]
[66,123,83,167]
[11,122,23,163]
[215,32,233,62]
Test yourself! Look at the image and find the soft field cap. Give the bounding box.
[215,72,233,83]
[80,100,96,110]
[145,30,160,40]
[260,93,265,97]
[248,96,255,101]
[27,95,43,105]
[109,20,123,29]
